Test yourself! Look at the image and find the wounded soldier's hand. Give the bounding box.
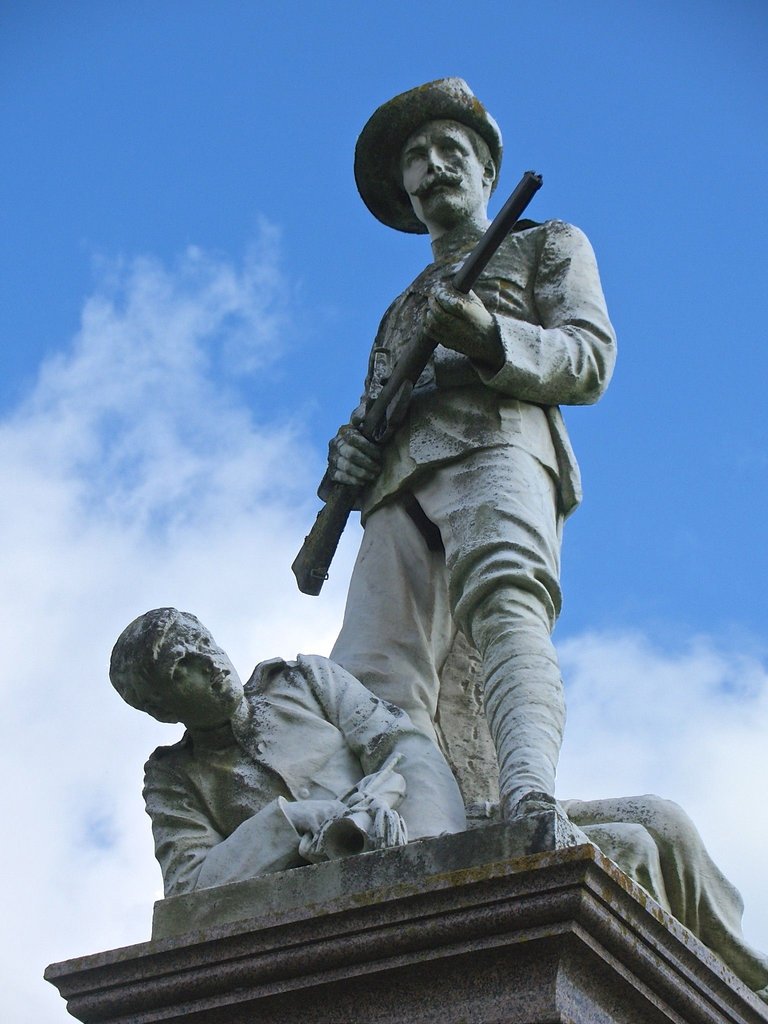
[343,765,408,850]
[425,283,504,371]
[358,793,408,849]
[346,767,407,810]
[327,423,382,486]
[297,796,408,863]
[282,798,346,836]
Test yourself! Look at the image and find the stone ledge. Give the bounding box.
[45,833,768,1024]
[152,811,583,941]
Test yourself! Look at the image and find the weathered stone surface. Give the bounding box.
[46,835,768,1024]
[151,816,584,941]
[436,628,499,807]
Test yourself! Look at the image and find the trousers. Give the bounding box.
[331,446,566,810]
[564,796,768,997]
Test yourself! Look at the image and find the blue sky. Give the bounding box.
[1,3,767,1019]
[3,0,767,638]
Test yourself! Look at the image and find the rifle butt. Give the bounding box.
[291,484,360,595]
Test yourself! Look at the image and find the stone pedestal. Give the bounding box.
[46,828,768,1023]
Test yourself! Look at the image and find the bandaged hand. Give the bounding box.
[350,792,408,849]
[347,759,407,807]
[298,757,408,862]
[283,798,346,836]
[342,756,408,849]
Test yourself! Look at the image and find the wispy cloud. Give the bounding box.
[0,231,356,1021]
[558,630,768,948]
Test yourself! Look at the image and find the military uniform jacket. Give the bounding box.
[358,219,616,519]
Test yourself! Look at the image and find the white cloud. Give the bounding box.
[557,630,768,951]
[0,233,357,1021]
[3,237,766,1020]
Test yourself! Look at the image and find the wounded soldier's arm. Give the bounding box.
[144,758,341,896]
[293,655,466,839]
[477,221,617,406]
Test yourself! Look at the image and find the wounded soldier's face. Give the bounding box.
[161,630,243,729]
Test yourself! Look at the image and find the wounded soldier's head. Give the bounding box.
[110,608,243,728]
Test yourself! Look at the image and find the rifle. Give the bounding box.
[292,170,543,596]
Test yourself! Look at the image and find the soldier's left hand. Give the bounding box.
[425,284,504,370]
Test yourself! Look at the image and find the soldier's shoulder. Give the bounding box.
[244,657,315,702]
[514,218,587,238]
[525,219,595,258]
[145,734,190,768]
[501,217,585,249]
[491,219,593,275]
[544,218,594,243]
[511,217,542,234]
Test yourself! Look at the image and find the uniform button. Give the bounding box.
[298,786,310,799]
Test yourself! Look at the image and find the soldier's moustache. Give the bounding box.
[412,172,463,198]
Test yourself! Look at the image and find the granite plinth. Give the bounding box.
[46,828,768,1024]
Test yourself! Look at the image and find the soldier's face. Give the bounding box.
[161,631,243,729]
[400,120,493,234]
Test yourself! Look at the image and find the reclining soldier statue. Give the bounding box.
[109,607,466,896]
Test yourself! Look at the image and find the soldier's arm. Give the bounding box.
[321,326,386,494]
[476,221,616,405]
[295,655,466,840]
[144,755,308,896]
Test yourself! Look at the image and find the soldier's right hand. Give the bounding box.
[327,424,382,486]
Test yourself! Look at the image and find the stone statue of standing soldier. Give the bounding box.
[325,78,616,825]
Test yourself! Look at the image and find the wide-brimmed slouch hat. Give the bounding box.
[354,78,503,234]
